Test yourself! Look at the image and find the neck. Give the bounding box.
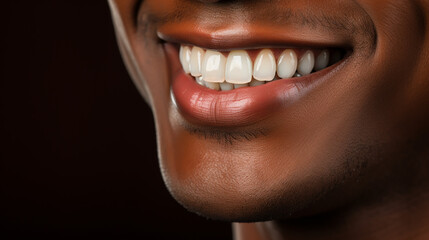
[233,189,429,240]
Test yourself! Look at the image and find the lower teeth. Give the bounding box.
[194,71,306,91]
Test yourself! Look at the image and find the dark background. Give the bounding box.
[1,1,231,239]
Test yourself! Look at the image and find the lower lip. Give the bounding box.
[165,43,341,127]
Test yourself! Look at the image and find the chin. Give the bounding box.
[158,130,377,222]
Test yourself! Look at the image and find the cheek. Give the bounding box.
[357,0,429,134]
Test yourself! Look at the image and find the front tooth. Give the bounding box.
[277,49,297,79]
[314,50,329,71]
[205,82,220,90]
[220,82,234,91]
[253,49,276,81]
[201,50,226,83]
[179,46,192,74]
[297,50,315,76]
[225,50,253,84]
[190,47,205,77]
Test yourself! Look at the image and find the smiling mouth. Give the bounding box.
[179,45,345,91]
[165,43,349,127]
[160,23,354,127]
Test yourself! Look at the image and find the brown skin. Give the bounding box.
[109,0,429,239]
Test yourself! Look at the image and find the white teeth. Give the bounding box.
[225,50,253,84]
[190,47,205,77]
[220,82,234,91]
[179,46,192,74]
[277,49,297,79]
[201,50,226,83]
[314,50,329,71]
[234,83,249,89]
[205,82,220,90]
[297,50,315,76]
[180,45,340,91]
[253,49,276,81]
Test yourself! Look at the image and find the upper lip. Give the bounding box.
[157,22,353,51]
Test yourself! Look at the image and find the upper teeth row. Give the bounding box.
[179,45,331,86]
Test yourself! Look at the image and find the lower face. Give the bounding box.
[116,0,429,221]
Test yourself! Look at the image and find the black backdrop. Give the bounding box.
[1,1,231,239]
